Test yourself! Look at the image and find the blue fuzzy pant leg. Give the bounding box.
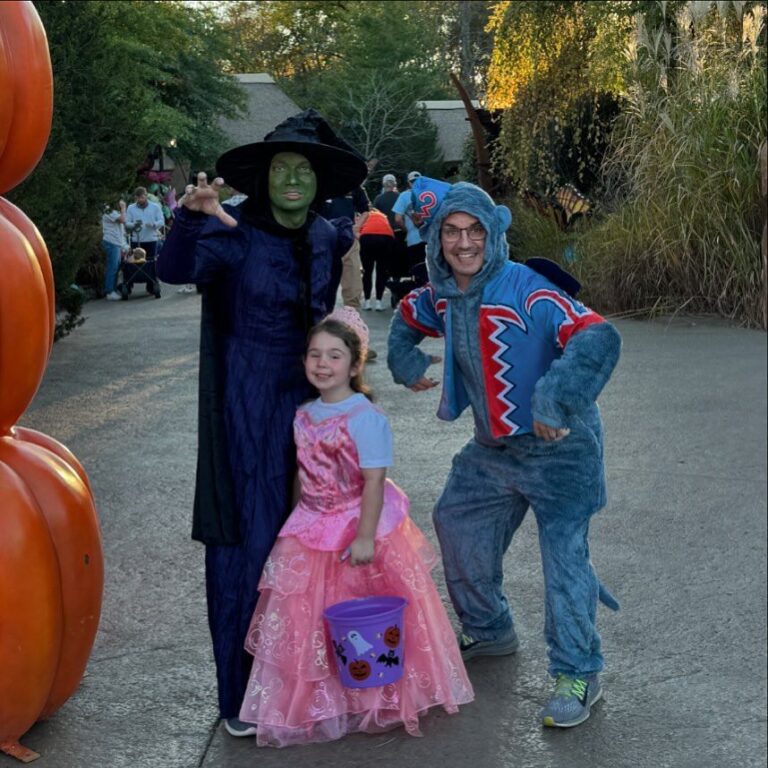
[433,417,606,677]
[536,512,602,677]
[433,443,527,640]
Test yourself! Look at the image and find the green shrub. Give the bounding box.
[457,133,479,184]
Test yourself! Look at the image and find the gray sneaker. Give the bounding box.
[224,717,257,737]
[540,673,602,728]
[459,627,520,661]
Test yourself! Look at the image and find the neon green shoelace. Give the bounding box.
[554,674,587,699]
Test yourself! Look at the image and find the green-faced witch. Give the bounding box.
[156,110,367,732]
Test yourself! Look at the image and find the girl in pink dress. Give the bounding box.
[236,306,473,746]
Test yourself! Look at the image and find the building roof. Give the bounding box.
[219,74,302,149]
[219,82,478,164]
[417,100,480,164]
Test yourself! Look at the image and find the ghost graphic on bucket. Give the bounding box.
[324,596,408,689]
[347,630,374,656]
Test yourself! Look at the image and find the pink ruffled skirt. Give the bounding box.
[239,516,474,747]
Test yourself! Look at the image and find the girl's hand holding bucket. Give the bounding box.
[341,535,375,566]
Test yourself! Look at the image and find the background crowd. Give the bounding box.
[101,169,434,312]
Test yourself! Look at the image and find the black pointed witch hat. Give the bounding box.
[216,109,368,201]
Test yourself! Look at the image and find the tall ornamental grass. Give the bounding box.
[580,2,767,327]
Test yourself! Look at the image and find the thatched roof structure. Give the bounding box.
[220,74,302,149]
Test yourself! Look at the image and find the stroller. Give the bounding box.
[117,221,162,299]
[385,235,428,308]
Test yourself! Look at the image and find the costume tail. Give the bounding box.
[598,582,620,611]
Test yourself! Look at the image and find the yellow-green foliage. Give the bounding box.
[486,1,632,191]
[504,1,767,328]
[589,1,767,327]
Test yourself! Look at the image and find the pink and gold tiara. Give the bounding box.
[324,305,370,357]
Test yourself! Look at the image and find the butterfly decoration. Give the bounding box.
[555,184,591,223]
[522,184,591,231]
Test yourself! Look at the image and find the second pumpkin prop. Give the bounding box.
[0,210,52,434]
[0,428,103,763]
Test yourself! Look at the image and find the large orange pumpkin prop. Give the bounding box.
[0,0,54,193]
[0,2,103,763]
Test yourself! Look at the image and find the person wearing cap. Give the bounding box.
[373,173,400,232]
[387,178,622,729]
[392,171,426,277]
[156,109,368,736]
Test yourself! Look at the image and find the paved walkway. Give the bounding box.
[9,286,767,768]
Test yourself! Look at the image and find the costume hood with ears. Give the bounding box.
[413,179,513,299]
[216,108,368,203]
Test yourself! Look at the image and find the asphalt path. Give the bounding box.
[8,284,767,768]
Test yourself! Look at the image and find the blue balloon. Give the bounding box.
[410,176,453,228]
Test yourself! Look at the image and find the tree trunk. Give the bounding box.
[450,72,492,194]
[458,1,474,97]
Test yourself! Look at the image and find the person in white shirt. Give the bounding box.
[101,198,126,300]
[125,186,165,260]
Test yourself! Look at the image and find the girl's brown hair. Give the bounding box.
[306,318,372,400]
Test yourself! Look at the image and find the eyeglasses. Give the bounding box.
[441,224,486,242]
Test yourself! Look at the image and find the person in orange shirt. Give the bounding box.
[359,208,395,311]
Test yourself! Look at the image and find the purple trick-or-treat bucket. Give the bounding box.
[323,596,408,689]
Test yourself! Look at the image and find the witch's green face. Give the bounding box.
[268,152,317,226]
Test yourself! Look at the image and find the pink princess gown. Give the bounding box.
[239,400,474,746]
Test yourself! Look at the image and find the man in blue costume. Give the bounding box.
[157,110,368,736]
[387,179,621,728]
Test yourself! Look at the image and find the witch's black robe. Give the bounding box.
[157,203,350,717]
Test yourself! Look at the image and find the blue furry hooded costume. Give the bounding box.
[387,181,621,682]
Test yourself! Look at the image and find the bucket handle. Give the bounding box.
[339,547,387,591]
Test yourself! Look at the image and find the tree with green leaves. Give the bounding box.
[7,0,244,323]
[221,1,351,82]
[220,1,495,183]
[503,0,768,328]
[486,0,633,194]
